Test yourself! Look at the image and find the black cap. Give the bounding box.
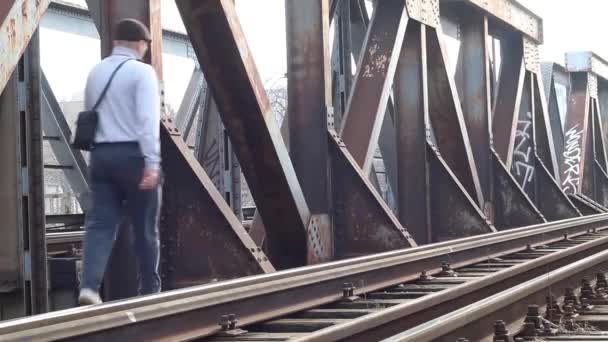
[114,18,151,42]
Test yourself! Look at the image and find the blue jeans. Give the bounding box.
[80,142,161,295]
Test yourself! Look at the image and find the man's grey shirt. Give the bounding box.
[84,46,161,170]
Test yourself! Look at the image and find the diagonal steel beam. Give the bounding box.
[541,63,567,163]
[40,71,90,203]
[339,0,408,175]
[175,66,204,139]
[0,0,51,95]
[492,33,525,165]
[426,26,485,207]
[175,0,313,268]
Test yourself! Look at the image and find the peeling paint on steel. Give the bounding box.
[458,0,543,44]
[0,0,51,95]
[523,38,540,73]
[405,0,440,27]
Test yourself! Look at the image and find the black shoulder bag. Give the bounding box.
[72,58,133,151]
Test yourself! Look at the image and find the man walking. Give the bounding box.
[78,18,162,305]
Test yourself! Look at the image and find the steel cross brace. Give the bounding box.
[177,0,416,261]
[84,0,273,297]
[40,71,90,209]
[439,2,575,230]
[175,66,204,141]
[337,0,498,243]
[330,0,399,212]
[467,8,582,222]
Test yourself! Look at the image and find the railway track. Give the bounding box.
[384,244,608,341]
[1,214,608,341]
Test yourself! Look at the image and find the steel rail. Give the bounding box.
[383,242,608,341]
[291,230,608,341]
[1,214,607,341]
[46,231,85,245]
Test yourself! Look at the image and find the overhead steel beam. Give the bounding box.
[86,0,272,298]
[175,0,314,268]
[286,0,333,260]
[566,51,608,81]
[448,0,543,44]
[40,71,90,206]
[0,0,51,95]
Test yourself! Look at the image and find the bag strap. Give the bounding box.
[91,58,134,111]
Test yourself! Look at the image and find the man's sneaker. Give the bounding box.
[78,288,102,306]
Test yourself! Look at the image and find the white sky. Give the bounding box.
[39,0,608,110]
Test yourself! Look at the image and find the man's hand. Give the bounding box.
[139,168,159,190]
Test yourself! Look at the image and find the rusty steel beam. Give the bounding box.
[86,0,272,297]
[426,26,485,207]
[331,0,398,210]
[175,0,315,268]
[0,0,51,95]
[454,10,492,207]
[339,0,408,175]
[566,51,608,81]
[394,21,494,243]
[444,4,544,228]
[560,52,608,209]
[560,72,591,195]
[329,132,417,257]
[532,72,561,181]
[492,33,525,166]
[449,0,543,44]
[285,0,333,261]
[395,23,431,244]
[541,63,568,163]
[0,30,48,316]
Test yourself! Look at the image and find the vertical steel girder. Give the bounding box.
[86,0,272,296]
[40,71,90,207]
[393,19,494,244]
[175,0,314,269]
[560,51,608,210]
[477,20,580,222]
[441,4,544,229]
[0,30,48,316]
[453,9,492,208]
[286,0,333,261]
